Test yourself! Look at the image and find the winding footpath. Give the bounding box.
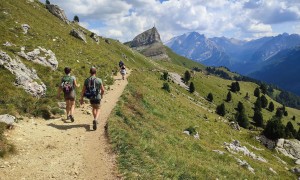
[0,72,130,180]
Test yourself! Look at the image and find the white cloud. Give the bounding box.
[42,0,300,42]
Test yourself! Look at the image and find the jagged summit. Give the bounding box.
[126,27,169,60]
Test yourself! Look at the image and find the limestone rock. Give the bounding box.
[224,140,267,163]
[18,46,58,70]
[229,121,240,131]
[235,157,255,174]
[295,159,300,165]
[0,51,46,97]
[126,27,169,60]
[212,150,225,155]
[70,29,87,43]
[291,167,300,175]
[0,114,15,125]
[3,42,15,47]
[90,33,99,43]
[269,167,277,174]
[21,24,30,34]
[256,135,276,149]
[46,4,69,24]
[275,139,300,159]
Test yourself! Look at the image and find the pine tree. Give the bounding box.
[46,0,50,5]
[276,109,283,118]
[216,103,226,116]
[261,95,268,108]
[254,87,260,97]
[268,101,275,112]
[184,70,191,83]
[74,15,79,22]
[260,84,267,94]
[236,110,249,129]
[237,101,244,113]
[226,91,232,102]
[162,71,168,80]
[207,93,213,102]
[285,121,296,138]
[263,117,285,140]
[254,97,262,111]
[236,81,240,92]
[292,116,296,121]
[189,82,195,93]
[230,82,240,92]
[284,111,288,116]
[253,110,264,127]
[162,82,170,92]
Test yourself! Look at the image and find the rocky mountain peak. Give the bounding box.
[130,27,162,47]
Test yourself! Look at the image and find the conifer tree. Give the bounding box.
[235,110,249,129]
[245,92,250,100]
[260,84,267,94]
[46,0,50,5]
[261,95,268,108]
[184,70,191,83]
[216,103,226,116]
[275,109,283,118]
[237,101,244,113]
[254,87,260,97]
[268,101,275,112]
[74,15,79,22]
[226,91,232,102]
[263,117,285,140]
[292,116,296,121]
[254,97,262,111]
[189,82,195,93]
[207,93,213,102]
[297,128,300,141]
[284,111,288,116]
[253,110,264,127]
[230,82,237,92]
[285,121,296,138]
[236,81,240,92]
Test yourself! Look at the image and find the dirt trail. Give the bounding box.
[0,72,130,180]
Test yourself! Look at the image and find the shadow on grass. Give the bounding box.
[47,123,91,131]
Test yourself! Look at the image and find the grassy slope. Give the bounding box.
[0,0,299,178]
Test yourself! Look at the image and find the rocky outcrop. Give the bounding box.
[90,33,99,43]
[276,138,300,160]
[234,157,255,174]
[18,47,58,70]
[21,24,30,34]
[0,114,15,125]
[224,140,267,163]
[127,27,169,60]
[3,42,15,47]
[70,29,87,43]
[0,50,46,97]
[256,135,276,149]
[46,4,69,24]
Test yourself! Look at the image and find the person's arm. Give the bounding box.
[80,85,86,105]
[74,79,80,88]
[100,84,105,99]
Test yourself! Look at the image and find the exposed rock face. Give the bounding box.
[0,114,15,125]
[256,135,276,149]
[0,50,46,97]
[234,157,255,174]
[70,29,87,43]
[46,4,69,24]
[90,33,99,43]
[276,138,300,159]
[127,27,169,60]
[17,46,58,70]
[21,24,30,34]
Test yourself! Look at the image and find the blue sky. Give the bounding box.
[44,0,300,42]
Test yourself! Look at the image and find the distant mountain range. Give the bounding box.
[165,32,300,95]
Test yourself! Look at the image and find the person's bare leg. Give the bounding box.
[95,109,100,121]
[66,100,71,117]
[70,100,75,116]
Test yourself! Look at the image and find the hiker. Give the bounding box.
[120,64,126,80]
[119,60,124,68]
[80,67,105,130]
[57,67,79,122]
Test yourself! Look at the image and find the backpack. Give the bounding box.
[61,76,74,94]
[84,77,100,99]
[119,61,124,68]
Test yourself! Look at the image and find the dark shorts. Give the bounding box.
[64,91,75,101]
[90,99,101,109]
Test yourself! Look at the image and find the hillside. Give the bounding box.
[1,0,300,179]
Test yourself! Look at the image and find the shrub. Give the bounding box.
[162,82,170,92]
[184,126,196,135]
[263,117,285,140]
[230,82,240,92]
[184,70,191,83]
[73,15,79,22]
[216,103,226,116]
[189,82,195,93]
[226,91,232,102]
[268,101,274,112]
[207,93,213,102]
[162,71,168,80]
[254,87,260,97]
[261,95,268,108]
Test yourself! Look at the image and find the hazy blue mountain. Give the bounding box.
[249,47,300,95]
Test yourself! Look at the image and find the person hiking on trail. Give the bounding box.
[119,60,124,68]
[120,64,126,80]
[57,67,80,122]
[80,67,105,130]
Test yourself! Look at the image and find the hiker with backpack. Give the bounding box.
[57,67,80,122]
[80,67,105,130]
[120,64,126,80]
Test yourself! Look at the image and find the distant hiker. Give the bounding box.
[119,60,124,68]
[80,67,105,130]
[57,67,79,122]
[120,64,126,80]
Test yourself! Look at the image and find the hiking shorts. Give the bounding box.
[64,91,75,101]
[90,99,101,109]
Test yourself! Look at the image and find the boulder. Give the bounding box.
[295,159,300,165]
[17,46,58,70]
[0,114,15,125]
[256,135,276,149]
[229,121,240,131]
[105,39,110,44]
[0,51,46,97]
[21,24,30,34]
[235,157,255,174]
[275,139,300,159]
[291,167,300,175]
[90,33,99,43]
[46,4,69,24]
[70,29,87,43]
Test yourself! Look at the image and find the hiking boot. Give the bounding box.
[69,115,74,122]
[67,115,70,120]
[93,120,97,130]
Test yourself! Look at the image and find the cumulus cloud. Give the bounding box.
[42,0,300,42]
